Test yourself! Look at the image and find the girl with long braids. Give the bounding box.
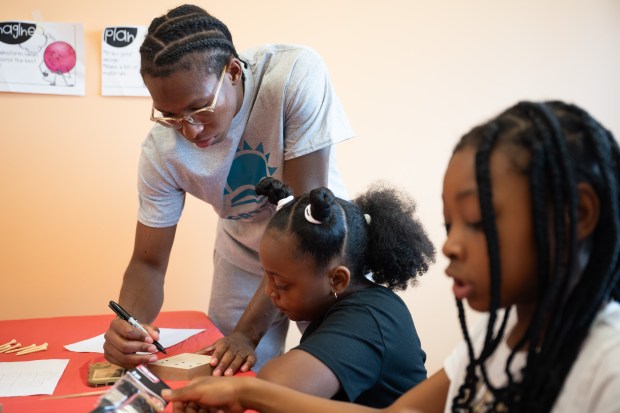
[161,100,620,413]
[437,100,620,413]
[102,4,355,375]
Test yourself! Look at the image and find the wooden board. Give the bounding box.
[148,353,213,380]
[87,361,125,387]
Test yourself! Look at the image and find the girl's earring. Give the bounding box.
[333,291,338,300]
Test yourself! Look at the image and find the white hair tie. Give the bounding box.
[276,195,294,211]
[304,204,322,224]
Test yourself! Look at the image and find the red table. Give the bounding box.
[0,311,254,412]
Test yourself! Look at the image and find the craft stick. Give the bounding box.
[6,344,34,354]
[42,389,107,400]
[0,343,22,353]
[16,343,48,356]
[0,342,19,353]
[16,345,47,356]
[0,339,16,350]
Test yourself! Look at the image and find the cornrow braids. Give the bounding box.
[140,4,241,78]
[256,179,435,290]
[451,100,620,412]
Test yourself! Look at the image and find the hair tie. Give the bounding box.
[276,195,294,212]
[364,214,371,225]
[304,204,322,225]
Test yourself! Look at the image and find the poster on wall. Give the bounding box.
[0,21,85,96]
[101,26,149,97]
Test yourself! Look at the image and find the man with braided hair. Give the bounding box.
[103,4,354,375]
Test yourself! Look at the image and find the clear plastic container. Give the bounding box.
[90,365,170,413]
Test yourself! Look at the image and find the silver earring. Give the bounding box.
[333,291,338,300]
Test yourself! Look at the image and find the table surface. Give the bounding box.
[0,311,251,413]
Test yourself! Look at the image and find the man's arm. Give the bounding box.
[103,222,176,368]
[282,147,330,194]
[118,222,176,321]
[228,147,331,341]
[206,147,331,375]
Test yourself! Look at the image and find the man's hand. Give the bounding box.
[103,318,160,369]
[199,332,257,376]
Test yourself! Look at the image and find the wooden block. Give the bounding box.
[87,361,125,387]
[148,353,213,381]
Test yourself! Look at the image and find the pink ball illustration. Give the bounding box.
[43,41,76,74]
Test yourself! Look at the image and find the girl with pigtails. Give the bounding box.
[171,177,435,408]
[253,177,434,407]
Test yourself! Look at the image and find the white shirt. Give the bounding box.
[444,301,620,413]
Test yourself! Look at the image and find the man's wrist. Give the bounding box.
[229,329,261,347]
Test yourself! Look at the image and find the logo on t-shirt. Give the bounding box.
[225,141,277,219]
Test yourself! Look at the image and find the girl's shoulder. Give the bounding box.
[553,301,620,412]
[582,301,620,354]
[337,285,408,313]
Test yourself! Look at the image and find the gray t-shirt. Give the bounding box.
[137,44,354,274]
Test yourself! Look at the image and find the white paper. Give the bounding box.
[0,359,69,397]
[101,25,149,96]
[63,328,206,353]
[0,20,85,95]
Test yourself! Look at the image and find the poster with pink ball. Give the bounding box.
[0,21,84,96]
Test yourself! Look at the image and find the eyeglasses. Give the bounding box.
[150,65,227,129]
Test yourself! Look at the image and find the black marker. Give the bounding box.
[108,300,167,354]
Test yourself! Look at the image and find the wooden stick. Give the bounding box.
[0,343,23,353]
[16,343,48,356]
[42,389,107,400]
[5,344,32,354]
[0,339,16,351]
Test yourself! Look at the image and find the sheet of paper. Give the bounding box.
[0,359,69,397]
[101,25,149,96]
[64,328,206,353]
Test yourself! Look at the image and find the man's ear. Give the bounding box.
[577,182,600,241]
[228,58,244,84]
[328,265,350,295]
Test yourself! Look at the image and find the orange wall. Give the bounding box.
[1,0,619,373]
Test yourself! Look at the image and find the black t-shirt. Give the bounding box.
[294,285,427,408]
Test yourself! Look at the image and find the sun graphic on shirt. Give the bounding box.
[224,141,278,207]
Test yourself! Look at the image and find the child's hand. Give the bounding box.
[162,376,247,413]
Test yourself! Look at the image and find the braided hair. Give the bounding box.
[255,177,436,290]
[140,4,241,78]
[451,101,620,412]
